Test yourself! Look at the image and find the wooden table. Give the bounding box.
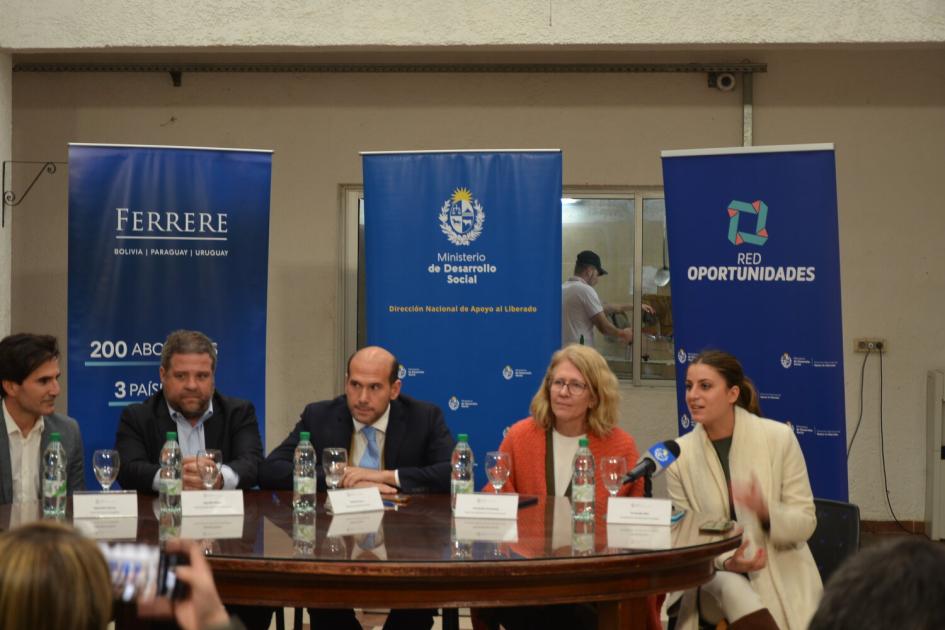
[1,491,739,630]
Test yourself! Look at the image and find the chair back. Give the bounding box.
[808,498,860,583]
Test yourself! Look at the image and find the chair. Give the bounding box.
[807,498,860,584]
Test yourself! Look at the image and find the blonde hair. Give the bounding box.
[0,521,112,630]
[530,344,620,437]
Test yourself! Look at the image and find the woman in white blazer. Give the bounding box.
[666,350,822,630]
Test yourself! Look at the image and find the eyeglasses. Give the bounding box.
[550,379,589,394]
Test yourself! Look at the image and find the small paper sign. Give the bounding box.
[454,493,519,520]
[607,523,673,550]
[326,487,384,515]
[181,490,244,516]
[72,490,138,519]
[181,515,245,539]
[606,497,672,525]
[74,516,139,540]
[453,517,518,542]
[327,510,385,537]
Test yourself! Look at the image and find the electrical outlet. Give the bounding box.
[854,338,886,353]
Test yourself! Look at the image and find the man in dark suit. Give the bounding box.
[115,329,263,493]
[260,345,455,630]
[1,333,84,505]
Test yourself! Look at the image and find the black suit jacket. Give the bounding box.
[114,390,263,492]
[259,394,454,494]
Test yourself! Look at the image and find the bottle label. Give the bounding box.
[43,480,66,497]
[294,477,316,494]
[572,483,594,502]
[161,478,182,495]
[451,479,473,495]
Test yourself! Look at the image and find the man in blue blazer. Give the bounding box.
[260,345,455,630]
[0,333,84,505]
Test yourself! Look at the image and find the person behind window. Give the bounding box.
[561,250,636,347]
[666,350,821,630]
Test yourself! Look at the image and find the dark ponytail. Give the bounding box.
[690,350,762,416]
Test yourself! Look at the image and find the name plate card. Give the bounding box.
[74,517,139,540]
[327,510,385,537]
[454,493,519,520]
[181,515,245,539]
[73,490,138,519]
[607,523,673,550]
[327,487,385,515]
[606,497,672,526]
[453,517,518,543]
[181,490,244,516]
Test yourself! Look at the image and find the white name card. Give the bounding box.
[454,493,519,520]
[453,517,518,543]
[327,487,384,515]
[72,491,138,519]
[74,517,139,540]
[181,515,245,539]
[327,510,385,537]
[606,497,672,526]
[607,523,673,550]
[181,490,244,516]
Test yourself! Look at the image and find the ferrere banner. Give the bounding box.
[67,144,272,489]
[362,150,562,486]
[661,144,847,501]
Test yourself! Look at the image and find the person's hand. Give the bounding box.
[343,466,397,489]
[723,539,767,573]
[617,328,634,344]
[642,303,656,316]
[136,539,229,630]
[181,457,204,490]
[732,474,770,525]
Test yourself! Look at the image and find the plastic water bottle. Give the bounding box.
[158,432,182,514]
[293,431,317,512]
[42,432,68,517]
[450,433,474,511]
[572,438,595,521]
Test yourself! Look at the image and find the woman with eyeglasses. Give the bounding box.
[666,350,821,630]
[484,343,644,507]
[477,344,658,630]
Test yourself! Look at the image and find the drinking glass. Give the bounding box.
[196,449,223,490]
[93,449,120,491]
[323,447,348,490]
[601,456,627,498]
[485,451,512,493]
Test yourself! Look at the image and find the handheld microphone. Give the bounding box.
[623,440,680,484]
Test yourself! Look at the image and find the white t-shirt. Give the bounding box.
[562,276,604,346]
[551,429,586,497]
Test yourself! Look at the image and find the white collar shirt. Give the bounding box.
[3,399,45,504]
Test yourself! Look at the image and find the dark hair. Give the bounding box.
[808,537,945,630]
[689,350,761,416]
[0,334,60,399]
[346,348,400,385]
[160,330,217,372]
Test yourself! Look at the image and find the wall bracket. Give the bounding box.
[2,160,66,228]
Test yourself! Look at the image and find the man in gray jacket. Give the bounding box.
[0,333,84,504]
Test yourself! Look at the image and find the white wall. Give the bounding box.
[0,52,11,337]
[10,47,945,521]
[2,0,944,48]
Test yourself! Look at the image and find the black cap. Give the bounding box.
[576,250,607,276]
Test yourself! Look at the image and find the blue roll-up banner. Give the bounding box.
[363,150,562,486]
[661,144,847,501]
[68,144,272,489]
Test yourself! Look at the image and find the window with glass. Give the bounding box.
[341,187,673,386]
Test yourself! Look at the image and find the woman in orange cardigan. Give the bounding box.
[479,344,659,630]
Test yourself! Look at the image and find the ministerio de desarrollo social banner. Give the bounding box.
[362,150,562,487]
[661,144,847,501]
[68,144,272,489]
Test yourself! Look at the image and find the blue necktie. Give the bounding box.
[360,426,381,470]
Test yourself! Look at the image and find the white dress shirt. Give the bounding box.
[351,404,401,487]
[3,399,45,503]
